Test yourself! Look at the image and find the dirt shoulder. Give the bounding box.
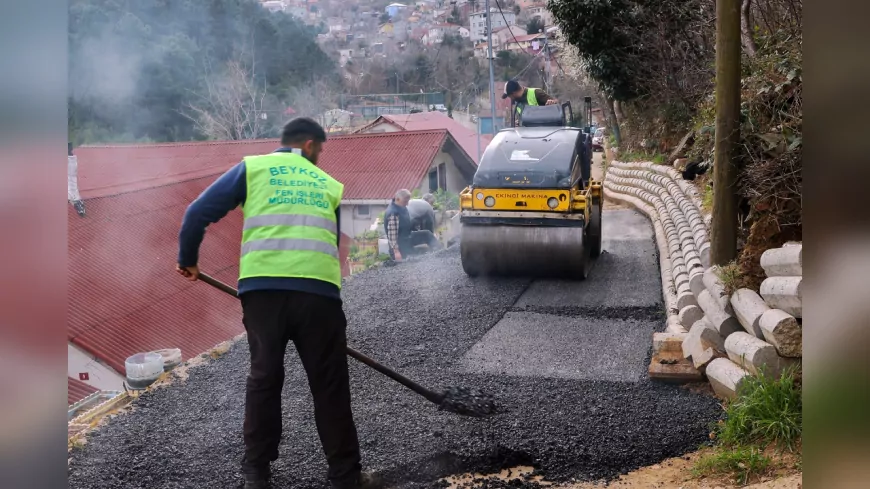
[443,450,801,489]
[562,448,801,488]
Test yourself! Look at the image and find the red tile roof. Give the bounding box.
[317,129,451,199]
[69,130,467,374]
[74,140,280,199]
[68,377,99,406]
[511,33,544,43]
[68,175,352,376]
[69,177,247,375]
[75,130,455,200]
[363,112,492,164]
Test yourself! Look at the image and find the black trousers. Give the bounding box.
[239,290,361,484]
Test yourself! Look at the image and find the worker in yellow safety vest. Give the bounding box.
[502,79,559,126]
[176,117,381,489]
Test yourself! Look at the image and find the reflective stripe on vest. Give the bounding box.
[241,237,339,259]
[239,152,344,288]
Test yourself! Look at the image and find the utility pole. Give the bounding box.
[543,33,550,92]
[485,0,497,134]
[711,0,742,265]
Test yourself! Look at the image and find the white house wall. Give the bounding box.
[68,343,125,391]
[422,151,467,194]
[340,204,388,238]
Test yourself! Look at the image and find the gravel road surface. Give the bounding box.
[68,209,721,489]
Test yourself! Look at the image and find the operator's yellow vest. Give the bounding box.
[515,88,539,116]
[239,152,344,288]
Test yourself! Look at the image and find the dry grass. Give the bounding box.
[693,446,772,485]
[716,261,747,295]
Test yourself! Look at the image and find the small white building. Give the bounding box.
[527,3,555,27]
[492,25,528,49]
[261,1,287,13]
[422,23,462,45]
[385,3,409,18]
[468,8,516,43]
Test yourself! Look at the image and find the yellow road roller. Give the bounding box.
[459,102,602,279]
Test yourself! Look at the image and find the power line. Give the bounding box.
[493,0,523,53]
[494,0,549,87]
[514,50,545,79]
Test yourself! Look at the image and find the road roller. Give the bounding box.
[459,102,602,279]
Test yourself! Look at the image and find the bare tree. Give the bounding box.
[556,40,620,140]
[183,56,269,140]
[287,80,346,132]
[741,0,758,56]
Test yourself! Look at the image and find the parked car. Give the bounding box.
[432,104,447,112]
[592,127,606,152]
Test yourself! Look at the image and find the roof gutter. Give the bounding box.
[341,199,392,205]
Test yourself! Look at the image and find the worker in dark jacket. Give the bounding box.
[176,117,380,489]
[407,193,436,232]
[502,79,558,125]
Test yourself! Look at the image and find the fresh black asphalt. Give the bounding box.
[67,209,721,488]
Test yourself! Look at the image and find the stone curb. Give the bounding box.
[706,357,749,399]
[760,276,803,318]
[761,243,802,277]
[604,162,802,395]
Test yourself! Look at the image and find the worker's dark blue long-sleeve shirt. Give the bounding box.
[177,148,341,299]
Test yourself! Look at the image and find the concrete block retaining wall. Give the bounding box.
[604,161,802,397]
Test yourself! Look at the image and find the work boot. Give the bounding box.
[242,472,270,489]
[331,471,384,489]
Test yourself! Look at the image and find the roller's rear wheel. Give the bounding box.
[588,196,603,258]
[573,226,592,280]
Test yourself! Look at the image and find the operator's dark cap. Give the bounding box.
[502,80,521,99]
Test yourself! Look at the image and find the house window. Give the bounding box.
[355,205,370,218]
[428,170,438,192]
[438,163,447,190]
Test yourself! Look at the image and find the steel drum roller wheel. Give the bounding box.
[460,223,589,279]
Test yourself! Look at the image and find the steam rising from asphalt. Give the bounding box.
[70,33,141,106]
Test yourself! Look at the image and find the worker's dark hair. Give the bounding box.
[281,117,327,146]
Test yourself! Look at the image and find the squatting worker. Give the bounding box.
[502,79,558,125]
[385,190,443,261]
[175,117,380,489]
[407,193,436,233]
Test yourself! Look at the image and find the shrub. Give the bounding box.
[433,189,459,211]
[360,230,380,241]
[718,367,802,451]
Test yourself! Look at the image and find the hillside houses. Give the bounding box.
[421,23,468,45]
